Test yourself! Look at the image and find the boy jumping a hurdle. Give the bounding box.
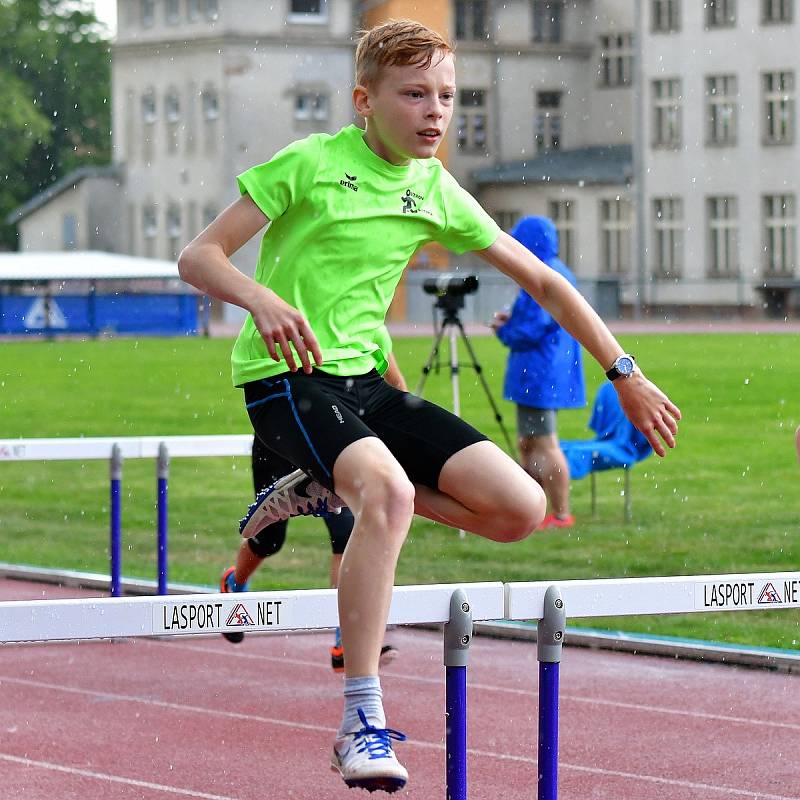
[178,19,681,794]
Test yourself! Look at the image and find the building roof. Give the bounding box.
[471,144,632,187]
[0,251,180,282]
[5,164,122,225]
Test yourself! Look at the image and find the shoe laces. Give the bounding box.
[351,708,406,761]
[302,496,332,517]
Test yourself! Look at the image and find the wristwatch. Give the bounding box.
[606,354,636,381]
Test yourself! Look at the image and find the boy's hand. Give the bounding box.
[250,288,323,374]
[614,372,681,457]
[490,310,509,331]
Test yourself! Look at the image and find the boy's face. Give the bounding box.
[354,52,456,165]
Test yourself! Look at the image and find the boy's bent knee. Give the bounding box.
[494,496,546,542]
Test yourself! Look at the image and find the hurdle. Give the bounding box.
[505,571,800,800]
[0,435,253,596]
[0,580,503,800]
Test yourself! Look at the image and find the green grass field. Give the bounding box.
[1,332,798,650]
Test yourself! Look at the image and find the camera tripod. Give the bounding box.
[415,293,514,455]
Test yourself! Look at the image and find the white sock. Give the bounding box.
[339,676,385,736]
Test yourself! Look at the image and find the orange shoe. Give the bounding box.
[539,514,575,530]
[330,644,398,672]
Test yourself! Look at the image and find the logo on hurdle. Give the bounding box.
[757,582,782,605]
[226,603,256,627]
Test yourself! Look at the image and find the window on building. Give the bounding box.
[62,213,78,250]
[535,91,562,152]
[532,1,563,43]
[455,0,489,40]
[201,87,219,120]
[165,88,180,154]
[456,89,487,151]
[600,198,631,275]
[187,0,201,21]
[142,205,158,238]
[167,203,182,260]
[707,196,738,277]
[652,78,682,148]
[763,194,797,275]
[706,75,737,146]
[140,0,155,27]
[205,0,219,21]
[598,34,633,88]
[763,71,795,145]
[142,205,157,257]
[294,92,329,122]
[141,88,157,124]
[652,198,683,278]
[165,0,180,24]
[548,199,577,266]
[289,0,326,20]
[706,0,736,28]
[493,210,521,232]
[165,89,180,123]
[651,0,680,32]
[762,0,793,23]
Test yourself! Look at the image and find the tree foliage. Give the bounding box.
[0,0,111,249]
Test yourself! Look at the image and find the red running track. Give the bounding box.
[1,578,798,799]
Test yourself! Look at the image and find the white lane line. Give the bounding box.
[3,674,798,800]
[0,753,239,799]
[164,640,800,733]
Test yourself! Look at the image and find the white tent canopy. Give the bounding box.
[0,251,182,282]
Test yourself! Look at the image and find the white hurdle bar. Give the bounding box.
[505,571,800,620]
[0,434,255,461]
[0,582,505,643]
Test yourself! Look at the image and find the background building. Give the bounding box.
[9,0,800,322]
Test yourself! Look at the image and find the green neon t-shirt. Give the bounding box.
[231,124,499,386]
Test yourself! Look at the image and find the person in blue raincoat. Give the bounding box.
[491,215,586,528]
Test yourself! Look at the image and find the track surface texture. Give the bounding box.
[1,578,798,799]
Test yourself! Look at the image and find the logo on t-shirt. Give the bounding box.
[401,188,432,217]
[340,172,359,192]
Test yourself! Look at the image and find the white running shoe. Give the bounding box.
[331,709,408,793]
[239,469,344,539]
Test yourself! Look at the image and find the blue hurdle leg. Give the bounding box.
[109,444,122,598]
[446,665,467,799]
[538,661,560,800]
[537,585,566,800]
[156,443,169,596]
[444,589,473,800]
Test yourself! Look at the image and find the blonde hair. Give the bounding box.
[355,19,454,88]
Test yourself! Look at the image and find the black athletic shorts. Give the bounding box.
[249,435,353,557]
[243,369,488,494]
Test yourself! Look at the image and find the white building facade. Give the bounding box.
[11,0,800,320]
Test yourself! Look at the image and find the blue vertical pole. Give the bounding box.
[538,662,560,800]
[446,666,467,798]
[537,586,566,800]
[156,442,169,596]
[444,588,472,800]
[109,444,122,597]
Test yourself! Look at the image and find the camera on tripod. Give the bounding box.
[422,273,479,298]
[416,270,513,454]
[422,273,479,315]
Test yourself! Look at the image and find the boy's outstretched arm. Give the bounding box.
[479,232,681,456]
[178,195,323,373]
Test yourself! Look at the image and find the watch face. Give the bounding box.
[617,356,634,375]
